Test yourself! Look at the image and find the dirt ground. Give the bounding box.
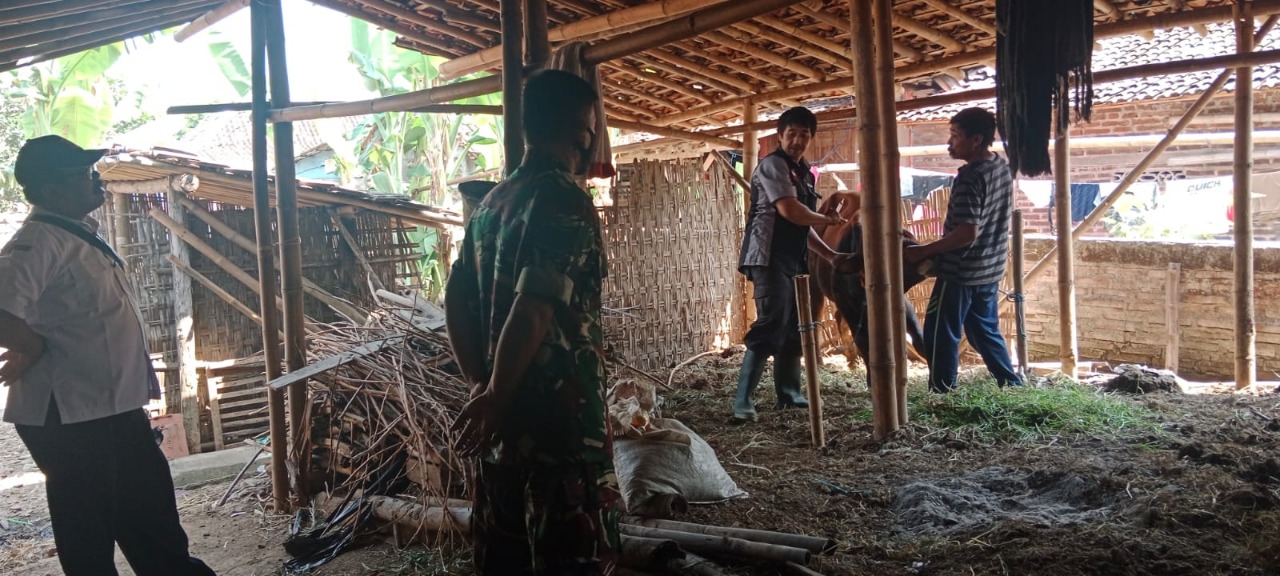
[1,354,1278,575]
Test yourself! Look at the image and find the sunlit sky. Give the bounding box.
[109,0,384,143]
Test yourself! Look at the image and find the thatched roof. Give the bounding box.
[1,1,1269,131]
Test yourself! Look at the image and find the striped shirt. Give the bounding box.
[934,153,1014,286]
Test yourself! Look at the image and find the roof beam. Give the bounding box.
[891,13,965,52]
[174,0,249,42]
[755,14,852,65]
[916,0,995,36]
[653,76,850,126]
[0,0,143,26]
[677,41,786,88]
[610,119,741,147]
[703,29,827,79]
[792,5,922,60]
[707,46,1280,136]
[270,76,502,123]
[0,3,217,69]
[729,20,846,69]
[310,0,462,57]
[602,62,715,103]
[600,77,687,111]
[1167,0,1209,37]
[0,0,213,52]
[438,0,729,80]
[581,0,807,64]
[323,0,491,48]
[640,50,759,93]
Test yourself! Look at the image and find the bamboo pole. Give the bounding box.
[302,0,461,56]
[672,43,785,90]
[611,119,741,148]
[0,0,214,53]
[875,0,909,425]
[728,20,846,69]
[249,0,288,513]
[177,197,367,324]
[526,0,546,68]
[1166,263,1181,374]
[0,0,134,25]
[1235,0,1256,390]
[1016,16,1280,315]
[269,76,502,124]
[706,46,1280,138]
[174,0,249,42]
[794,275,825,448]
[604,63,716,104]
[891,13,964,52]
[703,29,827,80]
[332,213,388,295]
[917,0,994,35]
[263,0,309,509]
[623,516,835,553]
[618,524,811,564]
[0,4,218,70]
[639,51,757,93]
[166,254,267,327]
[1011,210,1028,380]
[347,0,489,48]
[742,103,759,197]
[581,0,807,65]
[104,174,199,195]
[1054,118,1079,379]
[851,0,897,440]
[502,0,525,176]
[438,0,727,79]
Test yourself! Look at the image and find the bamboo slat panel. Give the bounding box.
[201,363,270,450]
[599,159,745,371]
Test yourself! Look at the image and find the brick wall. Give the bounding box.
[1018,236,1280,380]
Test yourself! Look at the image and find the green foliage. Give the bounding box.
[206,30,251,98]
[853,377,1161,443]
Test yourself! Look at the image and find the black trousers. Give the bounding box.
[15,402,215,576]
[742,266,803,357]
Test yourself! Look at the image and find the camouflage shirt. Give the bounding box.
[451,155,612,466]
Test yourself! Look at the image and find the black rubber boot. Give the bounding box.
[732,349,769,422]
[773,352,810,410]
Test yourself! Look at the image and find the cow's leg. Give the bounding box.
[904,300,929,363]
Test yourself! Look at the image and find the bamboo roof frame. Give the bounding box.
[7,0,1280,144]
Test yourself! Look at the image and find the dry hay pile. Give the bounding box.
[284,302,473,570]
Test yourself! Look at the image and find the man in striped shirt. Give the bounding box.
[904,107,1022,392]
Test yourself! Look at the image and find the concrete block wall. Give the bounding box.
[1019,236,1280,380]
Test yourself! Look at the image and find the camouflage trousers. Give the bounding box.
[472,460,622,576]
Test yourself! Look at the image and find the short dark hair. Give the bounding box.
[522,69,599,147]
[950,107,996,148]
[776,107,817,135]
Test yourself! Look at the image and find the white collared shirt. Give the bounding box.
[0,207,157,425]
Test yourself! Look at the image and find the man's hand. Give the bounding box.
[0,349,40,386]
[831,252,860,274]
[901,229,918,242]
[451,391,501,458]
[823,213,847,226]
[903,244,931,264]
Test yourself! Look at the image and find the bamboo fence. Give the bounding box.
[598,158,745,371]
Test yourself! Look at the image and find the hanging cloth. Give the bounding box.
[1047,183,1101,232]
[549,42,615,179]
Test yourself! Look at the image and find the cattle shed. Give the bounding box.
[5,0,1274,524]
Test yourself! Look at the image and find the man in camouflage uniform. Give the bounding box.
[445,69,619,576]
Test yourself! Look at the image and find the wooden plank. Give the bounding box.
[267,336,404,390]
[168,191,203,453]
[207,372,225,451]
[1167,263,1181,373]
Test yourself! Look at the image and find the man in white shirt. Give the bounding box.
[0,136,215,575]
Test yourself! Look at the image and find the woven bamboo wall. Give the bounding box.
[600,159,745,371]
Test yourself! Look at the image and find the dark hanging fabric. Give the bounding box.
[995,1,1095,177]
[1047,183,1101,232]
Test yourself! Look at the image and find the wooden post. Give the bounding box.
[1011,210,1029,380]
[1054,117,1079,379]
[1166,263,1181,374]
[741,104,759,329]
[501,0,524,176]
[793,275,825,449]
[874,0,908,424]
[249,0,288,512]
[850,0,897,440]
[167,192,202,453]
[264,0,309,507]
[1234,0,1257,390]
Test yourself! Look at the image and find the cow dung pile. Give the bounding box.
[1100,364,1183,395]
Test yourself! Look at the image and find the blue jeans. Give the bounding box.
[922,279,1022,392]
